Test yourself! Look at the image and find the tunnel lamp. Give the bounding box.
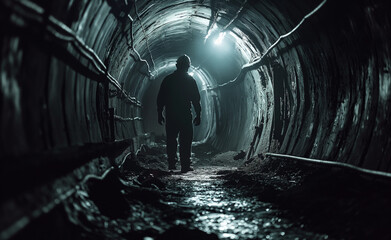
[189,72,194,76]
[214,32,226,45]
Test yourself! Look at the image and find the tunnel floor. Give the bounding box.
[19,143,391,240]
[63,145,329,240]
[157,166,328,240]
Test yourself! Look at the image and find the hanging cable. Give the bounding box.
[265,153,391,179]
[127,14,155,78]
[222,0,247,31]
[200,1,247,69]
[134,0,156,73]
[3,0,142,106]
[114,115,143,121]
[208,0,327,91]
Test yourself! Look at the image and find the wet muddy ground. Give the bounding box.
[13,143,391,240]
[160,166,329,240]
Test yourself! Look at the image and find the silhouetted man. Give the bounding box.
[157,55,201,173]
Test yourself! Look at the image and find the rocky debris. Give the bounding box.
[276,168,391,240]
[135,144,168,171]
[56,143,391,240]
[136,144,166,157]
[157,225,219,240]
[203,151,245,167]
[233,150,246,160]
[86,170,130,219]
[121,152,145,173]
[136,172,166,190]
[219,155,391,240]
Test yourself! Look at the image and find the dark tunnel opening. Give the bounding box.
[1,0,391,239]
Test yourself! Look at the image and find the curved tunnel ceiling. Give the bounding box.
[1,0,391,175]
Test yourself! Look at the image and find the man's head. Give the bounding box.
[176,54,191,72]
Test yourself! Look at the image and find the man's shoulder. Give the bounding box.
[187,74,196,81]
[163,72,177,81]
[161,74,172,86]
[187,75,197,86]
[163,71,196,83]
[181,73,196,83]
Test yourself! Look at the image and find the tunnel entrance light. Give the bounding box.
[214,32,226,45]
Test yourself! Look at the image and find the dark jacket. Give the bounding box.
[157,70,201,121]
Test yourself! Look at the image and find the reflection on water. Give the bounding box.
[165,167,329,240]
[196,213,259,239]
[62,166,329,240]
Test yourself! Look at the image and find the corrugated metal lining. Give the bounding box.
[0,0,390,176]
[0,0,391,236]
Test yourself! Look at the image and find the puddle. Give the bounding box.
[163,166,329,240]
[62,165,330,239]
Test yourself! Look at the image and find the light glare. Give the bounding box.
[214,32,226,45]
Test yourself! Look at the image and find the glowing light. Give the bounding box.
[205,24,218,41]
[214,32,226,45]
[188,72,194,77]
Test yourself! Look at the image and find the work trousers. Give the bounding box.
[165,116,193,168]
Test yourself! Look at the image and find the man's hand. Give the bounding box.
[158,114,165,125]
[193,115,201,126]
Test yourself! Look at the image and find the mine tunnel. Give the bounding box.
[1,0,391,239]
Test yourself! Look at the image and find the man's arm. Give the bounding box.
[157,79,166,125]
[190,78,201,126]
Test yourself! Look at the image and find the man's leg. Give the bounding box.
[179,119,193,171]
[166,121,180,169]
